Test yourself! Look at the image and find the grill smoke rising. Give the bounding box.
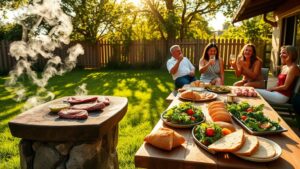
[5,0,85,110]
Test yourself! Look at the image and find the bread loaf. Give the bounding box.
[234,135,259,156]
[144,128,185,151]
[208,130,245,152]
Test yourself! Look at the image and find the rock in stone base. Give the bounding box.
[19,125,119,169]
[33,142,61,169]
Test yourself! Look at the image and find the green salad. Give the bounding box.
[227,101,282,132]
[194,122,223,146]
[163,102,204,125]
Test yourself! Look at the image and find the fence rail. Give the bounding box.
[0,39,269,74]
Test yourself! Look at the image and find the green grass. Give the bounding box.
[0,69,251,169]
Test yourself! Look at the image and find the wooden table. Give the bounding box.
[9,96,128,141]
[135,90,300,169]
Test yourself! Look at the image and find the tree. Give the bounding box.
[221,16,272,42]
[142,0,239,40]
[61,0,126,42]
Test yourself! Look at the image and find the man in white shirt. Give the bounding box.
[167,45,196,89]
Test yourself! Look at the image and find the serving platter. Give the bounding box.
[234,137,282,162]
[179,92,217,102]
[205,85,231,94]
[192,126,216,154]
[230,115,287,135]
[161,111,205,128]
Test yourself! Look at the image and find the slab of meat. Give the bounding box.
[66,96,98,104]
[71,98,110,111]
[58,109,88,119]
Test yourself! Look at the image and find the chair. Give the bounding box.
[270,76,300,127]
[261,68,269,89]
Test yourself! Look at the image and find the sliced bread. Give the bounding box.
[208,129,245,152]
[234,135,259,156]
[249,138,276,159]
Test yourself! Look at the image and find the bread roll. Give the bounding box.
[234,135,259,156]
[211,113,232,123]
[249,139,276,159]
[208,101,225,109]
[208,130,245,152]
[180,90,202,100]
[144,128,185,151]
[208,107,227,116]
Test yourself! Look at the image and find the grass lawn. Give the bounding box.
[0,69,256,168]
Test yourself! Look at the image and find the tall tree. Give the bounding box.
[62,0,125,42]
[142,0,238,40]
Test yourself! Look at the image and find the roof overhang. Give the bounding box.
[232,0,285,23]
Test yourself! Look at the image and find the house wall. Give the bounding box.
[270,2,300,75]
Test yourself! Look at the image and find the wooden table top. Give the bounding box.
[9,96,128,141]
[135,90,300,169]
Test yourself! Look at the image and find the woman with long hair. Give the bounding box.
[199,43,224,85]
[256,45,300,104]
[231,43,264,88]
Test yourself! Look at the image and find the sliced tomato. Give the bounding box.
[206,128,215,137]
[241,115,247,121]
[190,116,196,121]
[186,109,194,115]
[246,107,253,113]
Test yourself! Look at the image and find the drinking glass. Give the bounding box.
[229,54,236,69]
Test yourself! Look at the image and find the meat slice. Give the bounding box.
[71,102,106,111]
[71,97,110,111]
[58,109,88,119]
[67,96,98,104]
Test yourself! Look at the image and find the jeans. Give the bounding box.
[175,75,196,89]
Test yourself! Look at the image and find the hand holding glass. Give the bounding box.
[210,55,216,65]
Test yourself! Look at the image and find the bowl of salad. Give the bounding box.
[161,102,205,128]
[192,122,232,154]
[227,101,287,135]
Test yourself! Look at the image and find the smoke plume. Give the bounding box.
[5,0,85,110]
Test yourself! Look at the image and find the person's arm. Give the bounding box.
[232,57,243,77]
[269,65,299,91]
[188,58,195,77]
[169,56,183,75]
[219,57,225,85]
[241,60,262,79]
[199,59,214,73]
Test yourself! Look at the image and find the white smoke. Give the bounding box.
[75,83,88,96]
[5,0,85,110]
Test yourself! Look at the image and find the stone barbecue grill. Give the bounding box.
[9,95,128,169]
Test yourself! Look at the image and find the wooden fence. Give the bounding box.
[0,39,269,74]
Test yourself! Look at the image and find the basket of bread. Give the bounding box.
[161,102,205,128]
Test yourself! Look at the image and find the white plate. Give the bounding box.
[234,137,282,162]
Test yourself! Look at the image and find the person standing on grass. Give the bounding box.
[256,45,300,104]
[231,43,265,88]
[199,43,224,85]
[167,45,196,89]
